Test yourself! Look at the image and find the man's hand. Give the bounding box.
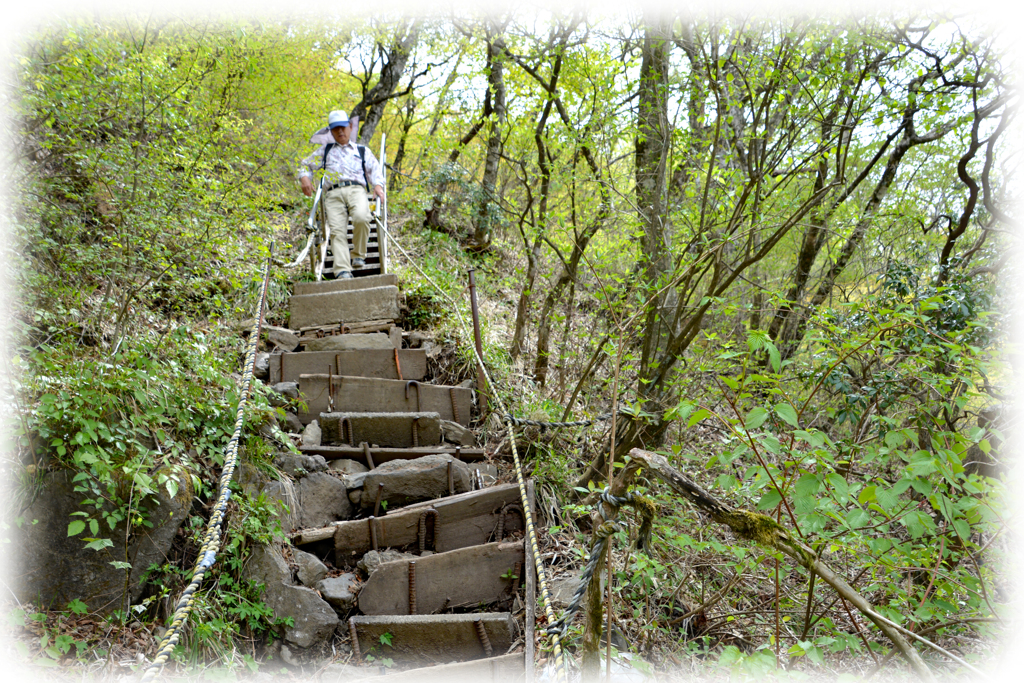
[300,176,313,197]
[374,184,385,200]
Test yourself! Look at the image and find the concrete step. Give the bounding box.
[319,411,442,447]
[291,483,524,564]
[269,348,427,384]
[358,540,524,615]
[299,445,485,466]
[340,653,524,683]
[299,376,472,426]
[294,273,397,296]
[289,285,399,330]
[348,613,515,668]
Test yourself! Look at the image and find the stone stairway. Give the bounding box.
[249,271,533,681]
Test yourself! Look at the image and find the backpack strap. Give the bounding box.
[358,145,371,189]
[321,142,336,170]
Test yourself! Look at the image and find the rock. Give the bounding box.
[274,452,329,477]
[280,643,301,667]
[406,331,433,348]
[279,411,305,434]
[303,333,394,353]
[244,543,292,589]
[255,352,271,379]
[357,549,417,576]
[458,379,474,389]
[440,419,477,447]
[298,472,353,527]
[244,545,337,650]
[301,420,322,447]
[390,326,403,349]
[273,381,300,399]
[549,575,581,608]
[328,458,369,475]
[342,472,369,490]
[293,548,329,586]
[273,585,338,649]
[316,573,360,613]
[262,478,300,534]
[269,381,300,408]
[359,454,472,508]
[234,461,270,498]
[349,490,362,505]
[14,468,193,614]
[266,325,300,352]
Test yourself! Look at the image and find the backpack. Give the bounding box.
[322,142,371,189]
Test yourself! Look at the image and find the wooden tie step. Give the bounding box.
[299,445,485,466]
[299,376,472,426]
[270,348,426,384]
[290,285,399,330]
[348,613,516,667]
[318,411,443,447]
[291,483,524,562]
[357,540,524,615]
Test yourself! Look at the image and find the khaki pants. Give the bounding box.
[324,185,370,275]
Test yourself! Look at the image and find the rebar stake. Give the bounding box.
[474,618,493,656]
[368,516,378,552]
[450,387,460,423]
[363,442,375,470]
[408,561,417,615]
[374,483,385,517]
[349,619,361,661]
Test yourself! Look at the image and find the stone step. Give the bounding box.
[357,540,524,615]
[294,273,397,296]
[299,376,472,426]
[319,411,442,447]
[289,285,399,330]
[299,445,486,466]
[348,613,516,667]
[291,483,524,563]
[340,653,524,683]
[269,348,427,384]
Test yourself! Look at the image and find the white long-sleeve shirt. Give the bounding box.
[297,140,384,189]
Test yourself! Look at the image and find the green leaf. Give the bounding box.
[66,599,88,615]
[767,343,781,373]
[744,407,768,430]
[756,490,782,510]
[687,408,711,428]
[67,520,86,537]
[774,403,799,427]
[84,538,114,551]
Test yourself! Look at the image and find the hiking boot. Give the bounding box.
[337,270,354,279]
[352,257,365,268]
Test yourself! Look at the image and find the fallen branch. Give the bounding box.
[627,448,938,681]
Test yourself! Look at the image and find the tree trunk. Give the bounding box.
[352,20,422,146]
[388,97,416,193]
[473,31,506,250]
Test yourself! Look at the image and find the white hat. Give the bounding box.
[328,110,350,129]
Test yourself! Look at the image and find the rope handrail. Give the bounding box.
[140,248,274,682]
[372,216,570,682]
